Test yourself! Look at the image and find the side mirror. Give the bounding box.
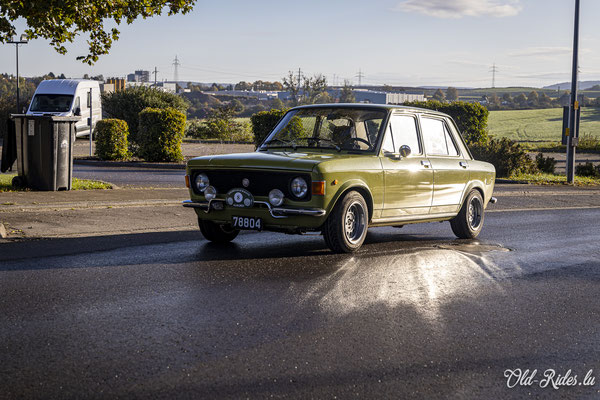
[399,145,412,158]
[74,107,81,116]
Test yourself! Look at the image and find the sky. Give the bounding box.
[0,0,598,88]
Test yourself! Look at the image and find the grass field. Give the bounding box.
[488,107,600,143]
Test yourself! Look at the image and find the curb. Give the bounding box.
[74,159,185,170]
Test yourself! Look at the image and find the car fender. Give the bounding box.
[326,179,374,220]
[461,179,488,207]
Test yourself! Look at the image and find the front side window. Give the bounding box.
[421,117,458,156]
[389,114,421,155]
[262,107,387,152]
[29,94,74,113]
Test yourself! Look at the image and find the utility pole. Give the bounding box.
[173,55,180,83]
[490,63,499,88]
[566,0,580,184]
[8,35,28,113]
[355,69,364,86]
[297,67,302,85]
[152,67,159,86]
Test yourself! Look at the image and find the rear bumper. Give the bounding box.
[182,199,326,218]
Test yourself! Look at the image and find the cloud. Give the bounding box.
[394,0,522,18]
[508,47,572,58]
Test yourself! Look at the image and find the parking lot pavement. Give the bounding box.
[1,184,600,241]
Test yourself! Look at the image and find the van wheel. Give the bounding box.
[198,219,239,243]
[450,190,485,239]
[323,191,368,253]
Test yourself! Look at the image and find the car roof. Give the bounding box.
[292,103,451,118]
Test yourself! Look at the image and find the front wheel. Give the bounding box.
[450,190,485,239]
[198,219,239,243]
[323,191,369,253]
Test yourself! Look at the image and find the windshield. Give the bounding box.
[29,94,74,112]
[261,107,387,152]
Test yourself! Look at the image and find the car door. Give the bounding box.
[419,115,470,214]
[380,113,433,218]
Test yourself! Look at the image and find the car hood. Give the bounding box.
[187,151,353,172]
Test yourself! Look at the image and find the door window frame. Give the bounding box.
[380,112,423,156]
[418,114,463,158]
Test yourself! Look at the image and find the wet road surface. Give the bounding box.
[1,208,599,398]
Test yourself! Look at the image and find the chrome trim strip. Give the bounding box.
[182,200,326,218]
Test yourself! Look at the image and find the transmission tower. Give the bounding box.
[490,63,499,88]
[173,55,181,83]
[355,69,364,86]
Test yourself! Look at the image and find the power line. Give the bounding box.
[490,63,499,88]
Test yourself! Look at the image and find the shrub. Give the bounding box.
[137,107,186,162]
[94,119,130,160]
[187,104,253,142]
[577,134,600,151]
[535,152,557,174]
[250,108,288,148]
[470,137,538,178]
[102,87,189,144]
[575,162,600,177]
[404,100,489,146]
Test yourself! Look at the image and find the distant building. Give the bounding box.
[125,81,177,94]
[205,90,280,100]
[325,89,426,104]
[104,78,125,92]
[127,70,150,83]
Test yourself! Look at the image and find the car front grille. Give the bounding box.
[192,170,312,201]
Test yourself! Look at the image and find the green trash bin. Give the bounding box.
[11,115,79,191]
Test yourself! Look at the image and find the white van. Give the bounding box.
[27,79,102,137]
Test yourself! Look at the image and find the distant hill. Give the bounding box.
[543,81,600,90]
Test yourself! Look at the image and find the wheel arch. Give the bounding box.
[327,180,374,222]
[461,180,486,207]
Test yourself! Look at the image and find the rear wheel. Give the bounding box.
[323,191,368,253]
[450,190,485,239]
[198,219,239,243]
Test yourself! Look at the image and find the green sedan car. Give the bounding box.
[183,104,496,253]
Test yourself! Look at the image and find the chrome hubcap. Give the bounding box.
[344,201,366,244]
[468,197,483,230]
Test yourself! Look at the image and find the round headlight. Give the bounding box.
[269,189,284,206]
[204,186,217,201]
[291,177,308,198]
[194,173,209,192]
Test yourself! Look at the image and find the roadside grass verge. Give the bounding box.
[508,172,600,186]
[0,174,113,192]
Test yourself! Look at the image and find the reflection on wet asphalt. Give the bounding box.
[1,209,599,398]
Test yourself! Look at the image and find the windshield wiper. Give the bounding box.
[303,137,341,152]
[264,138,297,150]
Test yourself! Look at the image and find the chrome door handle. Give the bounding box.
[459,161,469,168]
[421,160,431,168]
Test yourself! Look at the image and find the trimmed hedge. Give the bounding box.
[101,86,189,144]
[94,119,130,161]
[470,137,538,178]
[250,108,288,148]
[138,107,186,162]
[404,100,489,146]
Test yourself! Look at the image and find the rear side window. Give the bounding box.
[420,117,460,156]
[389,114,421,155]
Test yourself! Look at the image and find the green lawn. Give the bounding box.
[488,108,600,143]
[0,174,113,192]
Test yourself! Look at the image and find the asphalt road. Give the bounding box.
[73,163,186,188]
[1,207,599,399]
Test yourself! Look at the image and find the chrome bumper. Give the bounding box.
[182,200,326,218]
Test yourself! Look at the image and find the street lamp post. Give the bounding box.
[7,34,28,113]
[566,0,580,184]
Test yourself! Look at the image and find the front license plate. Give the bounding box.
[232,216,262,231]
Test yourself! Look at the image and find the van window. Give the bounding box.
[29,94,74,112]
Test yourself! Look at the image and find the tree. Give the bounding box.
[432,89,445,101]
[446,87,459,101]
[0,1,195,64]
[502,93,513,104]
[527,91,539,106]
[539,92,552,108]
[282,71,301,105]
[301,74,327,104]
[514,93,527,107]
[339,80,356,103]
[488,93,501,108]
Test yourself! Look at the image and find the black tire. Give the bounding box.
[323,191,369,253]
[450,190,485,239]
[11,176,25,188]
[198,219,239,243]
